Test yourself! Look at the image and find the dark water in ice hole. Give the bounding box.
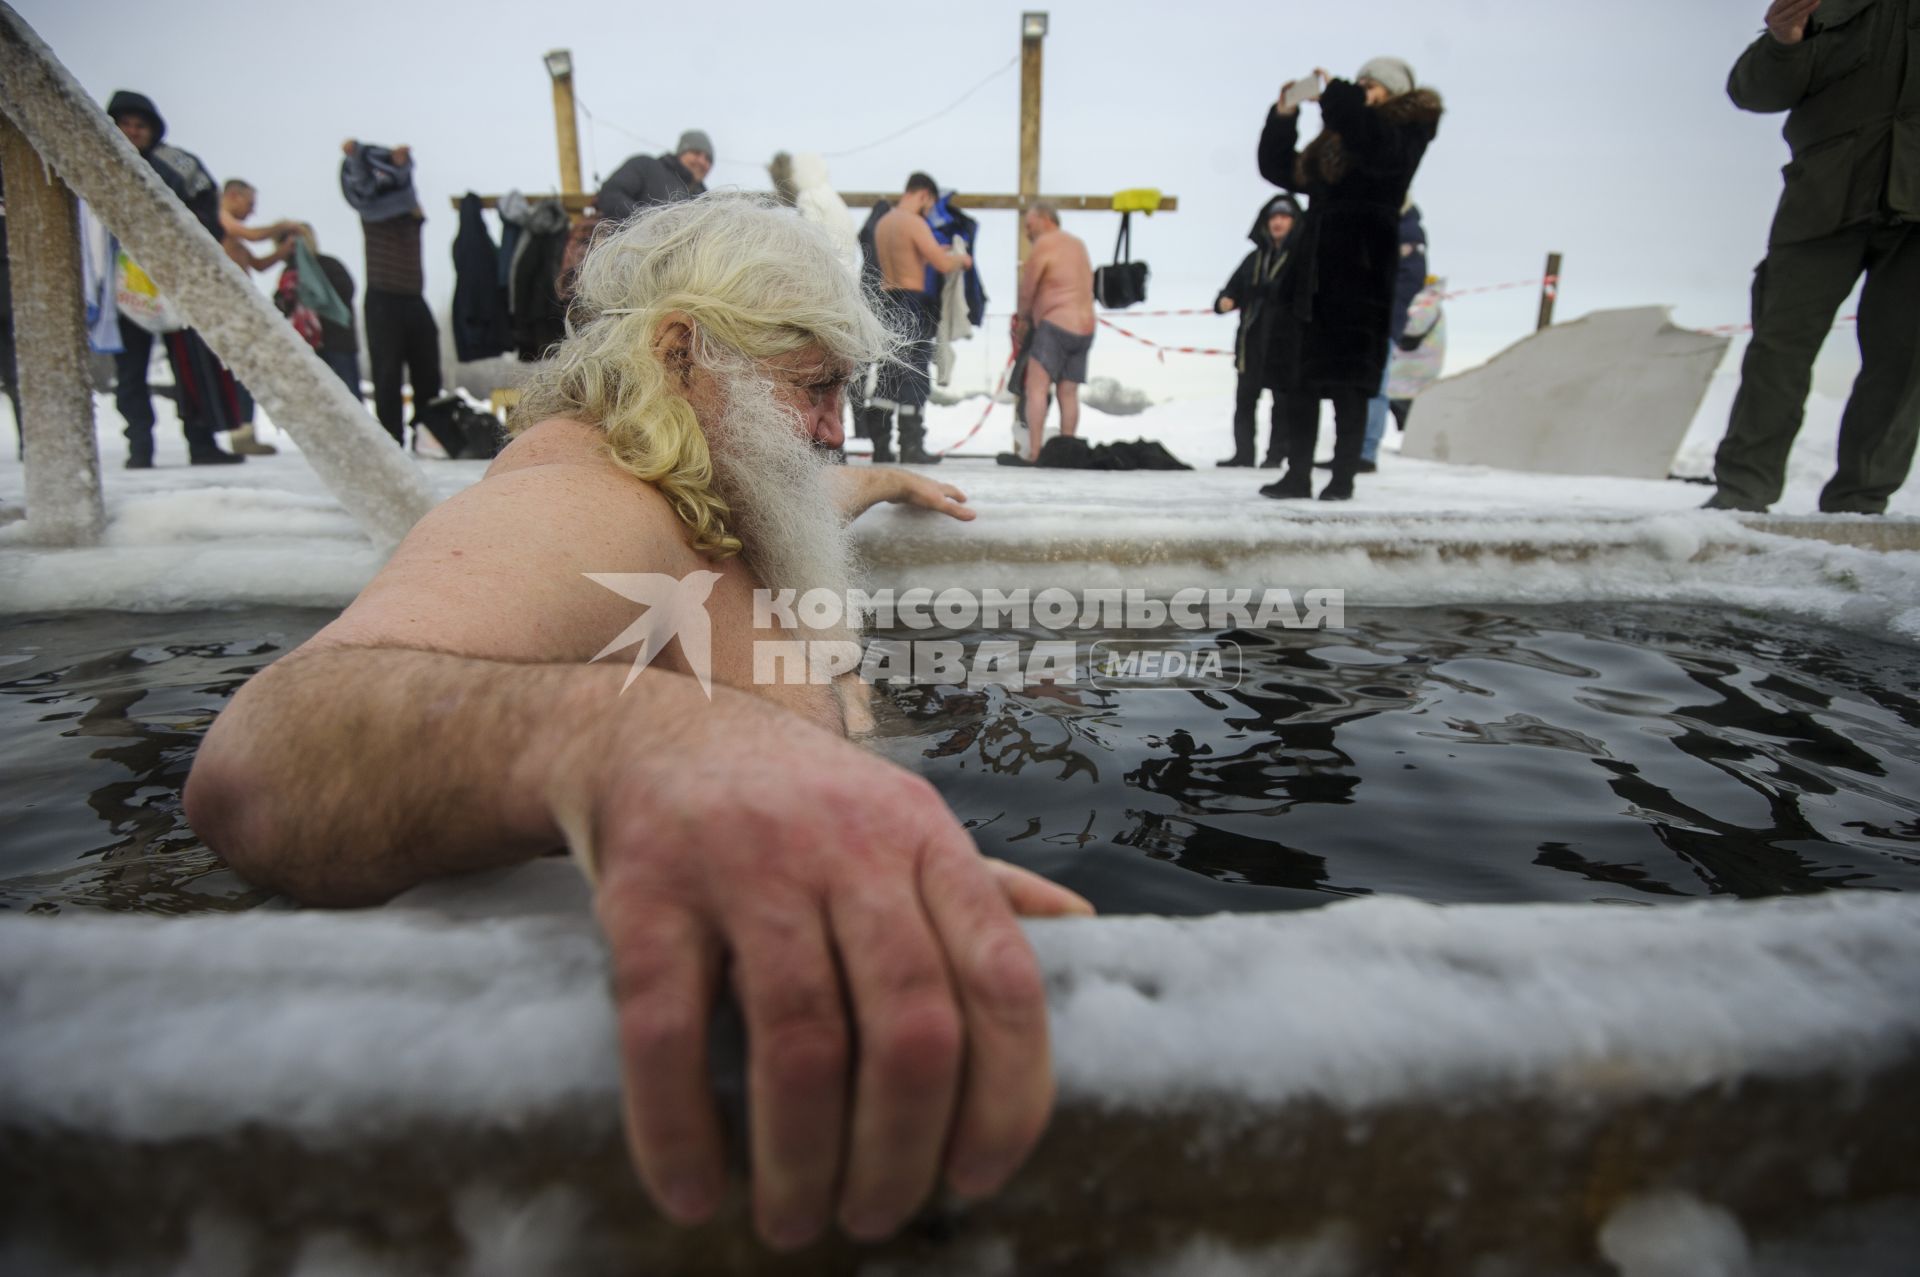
[2,604,1918,916]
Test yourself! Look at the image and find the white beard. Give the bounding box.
[705,367,861,642]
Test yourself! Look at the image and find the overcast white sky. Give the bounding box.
[19,0,1852,377]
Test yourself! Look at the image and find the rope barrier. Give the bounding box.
[936,350,1019,455]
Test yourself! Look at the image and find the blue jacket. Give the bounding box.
[925,193,987,325]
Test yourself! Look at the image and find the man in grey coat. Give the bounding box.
[595,130,713,223]
[1706,0,1919,514]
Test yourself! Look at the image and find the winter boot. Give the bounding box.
[1262,411,1317,498]
[228,423,279,456]
[896,407,941,465]
[868,408,896,463]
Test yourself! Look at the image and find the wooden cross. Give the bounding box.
[458,12,1176,295]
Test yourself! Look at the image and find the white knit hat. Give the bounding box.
[1356,56,1416,98]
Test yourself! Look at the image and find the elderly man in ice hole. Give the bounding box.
[184,195,1093,1251]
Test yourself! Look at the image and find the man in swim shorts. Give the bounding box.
[870,172,972,464]
[1012,202,1096,462]
[184,195,1088,1254]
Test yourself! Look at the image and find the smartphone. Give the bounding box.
[1279,75,1322,110]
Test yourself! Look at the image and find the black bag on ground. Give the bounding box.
[1092,212,1150,310]
[413,393,510,461]
[411,394,469,458]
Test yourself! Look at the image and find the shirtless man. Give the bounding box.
[184,196,1089,1253]
[218,179,300,274]
[217,179,301,454]
[1013,204,1096,461]
[870,172,970,464]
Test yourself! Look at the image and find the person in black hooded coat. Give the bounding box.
[1215,192,1298,467]
[1255,59,1442,501]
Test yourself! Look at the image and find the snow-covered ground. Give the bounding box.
[3,327,1916,643]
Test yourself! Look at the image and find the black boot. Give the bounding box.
[1317,391,1365,501]
[868,407,895,463]
[1262,394,1317,497]
[897,407,941,465]
[1217,454,1254,468]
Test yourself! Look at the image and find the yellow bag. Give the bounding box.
[115,251,186,334]
[1110,189,1164,215]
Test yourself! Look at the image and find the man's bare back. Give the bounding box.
[1023,227,1095,336]
[875,198,968,292]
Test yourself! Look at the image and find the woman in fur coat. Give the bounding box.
[1255,57,1442,501]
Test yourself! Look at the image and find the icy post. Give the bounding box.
[0,3,434,547]
[0,112,104,546]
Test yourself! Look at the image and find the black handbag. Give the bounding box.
[1092,212,1150,309]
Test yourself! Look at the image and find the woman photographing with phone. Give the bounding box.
[1256,58,1443,501]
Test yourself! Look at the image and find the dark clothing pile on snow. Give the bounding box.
[451,192,512,362]
[596,152,705,224]
[997,436,1191,471]
[340,145,421,224]
[1257,80,1443,394]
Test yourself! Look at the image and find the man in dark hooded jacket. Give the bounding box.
[1215,193,1298,467]
[595,130,713,223]
[1253,58,1442,502]
[104,90,244,467]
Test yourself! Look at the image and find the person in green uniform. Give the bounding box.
[1707,0,1919,514]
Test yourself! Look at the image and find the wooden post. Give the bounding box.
[1537,251,1562,331]
[0,112,104,545]
[546,49,583,196]
[1017,11,1046,268]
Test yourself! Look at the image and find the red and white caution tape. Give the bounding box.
[936,350,1018,455]
[1094,315,1235,360]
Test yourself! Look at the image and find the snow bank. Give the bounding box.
[3,888,1917,1273]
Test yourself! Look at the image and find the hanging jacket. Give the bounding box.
[1217,193,1298,380]
[502,195,570,361]
[451,192,512,361]
[935,235,975,387]
[856,199,892,294]
[925,192,986,325]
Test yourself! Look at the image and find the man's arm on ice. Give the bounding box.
[831,466,976,521]
[185,423,1085,1250]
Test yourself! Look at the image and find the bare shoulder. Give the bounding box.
[310,416,700,663]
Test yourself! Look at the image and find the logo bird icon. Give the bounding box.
[584,570,725,696]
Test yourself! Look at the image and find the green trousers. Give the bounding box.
[1713,219,1919,514]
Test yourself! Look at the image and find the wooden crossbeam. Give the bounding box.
[452,192,1178,214]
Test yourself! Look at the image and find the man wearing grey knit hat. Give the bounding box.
[596,128,715,223]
